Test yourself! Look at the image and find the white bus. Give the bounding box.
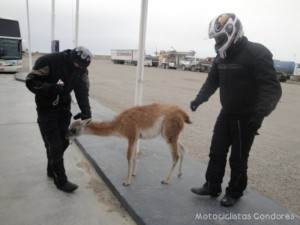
[0,17,22,73]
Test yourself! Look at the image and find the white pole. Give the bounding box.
[74,0,79,47]
[26,0,32,70]
[135,0,148,153]
[134,0,148,106]
[51,0,55,42]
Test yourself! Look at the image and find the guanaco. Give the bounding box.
[66,103,191,186]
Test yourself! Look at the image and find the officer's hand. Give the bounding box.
[247,113,264,135]
[190,99,201,111]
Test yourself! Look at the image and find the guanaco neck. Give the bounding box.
[87,120,119,137]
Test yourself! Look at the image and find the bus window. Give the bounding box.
[0,38,22,60]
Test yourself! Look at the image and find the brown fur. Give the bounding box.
[66,103,191,186]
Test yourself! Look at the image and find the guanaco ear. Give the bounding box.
[81,118,92,126]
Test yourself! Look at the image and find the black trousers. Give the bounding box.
[205,111,256,198]
[37,109,72,186]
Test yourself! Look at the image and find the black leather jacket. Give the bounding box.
[26,50,91,118]
[195,37,282,116]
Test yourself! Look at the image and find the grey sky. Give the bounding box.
[1,0,300,61]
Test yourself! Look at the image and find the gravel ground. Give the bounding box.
[23,55,300,215]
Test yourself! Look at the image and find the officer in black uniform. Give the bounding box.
[26,46,93,193]
[190,13,282,206]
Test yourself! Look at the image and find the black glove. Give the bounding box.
[49,84,64,96]
[190,98,202,111]
[73,112,90,120]
[247,113,264,135]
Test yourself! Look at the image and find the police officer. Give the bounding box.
[26,46,92,193]
[190,14,282,206]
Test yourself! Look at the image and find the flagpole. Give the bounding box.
[135,0,148,153]
[26,0,32,70]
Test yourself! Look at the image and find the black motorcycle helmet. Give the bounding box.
[70,46,93,68]
[208,13,244,59]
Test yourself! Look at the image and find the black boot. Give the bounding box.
[191,184,221,197]
[56,180,78,193]
[220,195,239,207]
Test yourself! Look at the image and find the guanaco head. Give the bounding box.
[65,119,92,140]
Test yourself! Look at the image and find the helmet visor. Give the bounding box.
[214,33,228,50]
[73,61,85,69]
[72,59,87,68]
